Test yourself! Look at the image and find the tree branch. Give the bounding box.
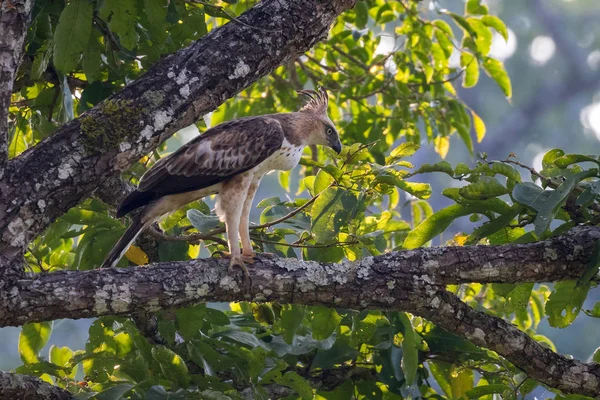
[0,0,34,170]
[0,371,72,400]
[0,0,358,267]
[1,226,597,327]
[0,227,598,396]
[417,290,600,398]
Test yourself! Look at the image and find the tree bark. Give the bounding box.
[417,290,600,398]
[0,0,34,170]
[0,0,358,268]
[0,227,598,396]
[0,371,72,400]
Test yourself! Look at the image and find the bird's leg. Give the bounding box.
[217,173,252,279]
[239,178,260,264]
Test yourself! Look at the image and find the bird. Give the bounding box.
[101,87,342,277]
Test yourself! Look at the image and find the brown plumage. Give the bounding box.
[102,87,342,276]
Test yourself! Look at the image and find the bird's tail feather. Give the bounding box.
[101,214,146,269]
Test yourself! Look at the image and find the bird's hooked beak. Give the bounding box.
[331,140,342,154]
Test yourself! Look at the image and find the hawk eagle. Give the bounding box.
[102,87,342,276]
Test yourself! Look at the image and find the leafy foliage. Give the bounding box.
[8,0,600,399]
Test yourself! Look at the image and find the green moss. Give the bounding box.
[80,98,145,154]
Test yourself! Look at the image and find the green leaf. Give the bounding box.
[524,170,596,235]
[553,154,600,169]
[387,142,420,163]
[405,204,491,249]
[187,209,222,232]
[467,204,524,244]
[100,0,139,51]
[546,280,590,328]
[461,53,479,88]
[53,0,93,72]
[49,345,73,372]
[397,313,418,386]
[151,346,190,387]
[314,169,334,194]
[311,188,358,243]
[257,196,281,208]
[482,57,512,98]
[449,13,477,38]
[354,1,369,29]
[205,308,230,326]
[503,283,534,314]
[465,0,488,15]
[593,347,600,363]
[459,177,508,200]
[277,371,313,400]
[94,383,135,400]
[215,329,268,349]
[481,15,508,41]
[433,20,455,38]
[304,245,345,263]
[19,322,53,364]
[429,361,452,398]
[31,40,53,80]
[455,122,474,155]
[281,305,305,344]
[279,170,291,192]
[414,161,454,176]
[176,305,206,340]
[576,182,600,207]
[467,18,492,54]
[311,307,341,340]
[82,30,103,84]
[471,109,486,143]
[467,384,511,399]
[143,0,168,43]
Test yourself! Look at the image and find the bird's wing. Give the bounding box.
[137,116,284,196]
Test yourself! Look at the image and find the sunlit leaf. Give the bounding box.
[19,322,53,364]
[482,57,512,98]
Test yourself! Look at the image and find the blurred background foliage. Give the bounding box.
[4,0,600,398]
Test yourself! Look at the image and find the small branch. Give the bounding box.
[0,371,72,400]
[251,236,359,248]
[153,195,318,244]
[331,44,369,71]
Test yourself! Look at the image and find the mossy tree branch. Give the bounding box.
[0,227,599,396]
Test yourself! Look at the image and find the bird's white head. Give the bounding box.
[297,87,342,154]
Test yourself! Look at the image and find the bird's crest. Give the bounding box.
[297,87,329,114]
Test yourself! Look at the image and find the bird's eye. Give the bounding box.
[326,128,333,135]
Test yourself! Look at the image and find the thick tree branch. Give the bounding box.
[0,228,598,395]
[0,0,34,170]
[1,226,597,327]
[0,0,358,267]
[0,371,72,400]
[417,290,600,398]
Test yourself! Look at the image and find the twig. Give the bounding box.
[150,196,319,244]
[251,236,358,249]
[331,45,370,71]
